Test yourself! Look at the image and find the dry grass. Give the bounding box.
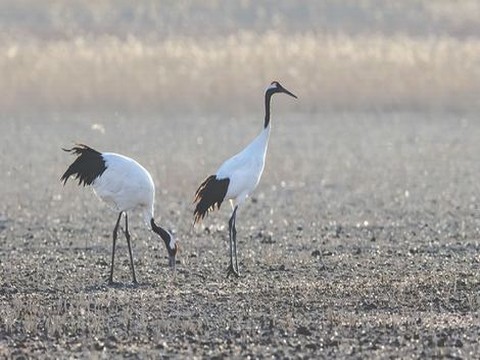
[2,1,479,113]
[1,32,479,113]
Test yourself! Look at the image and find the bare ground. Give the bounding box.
[0,111,479,358]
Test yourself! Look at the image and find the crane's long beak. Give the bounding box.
[282,87,297,99]
[169,255,176,272]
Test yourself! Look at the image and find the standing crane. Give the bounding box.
[193,81,297,277]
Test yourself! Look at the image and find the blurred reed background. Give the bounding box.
[1,0,479,114]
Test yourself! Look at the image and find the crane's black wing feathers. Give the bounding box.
[193,175,230,224]
[61,144,107,186]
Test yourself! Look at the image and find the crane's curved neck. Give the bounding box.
[264,91,274,129]
[151,218,175,251]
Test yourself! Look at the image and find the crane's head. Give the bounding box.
[266,81,297,99]
[151,219,178,272]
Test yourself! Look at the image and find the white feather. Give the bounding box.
[216,125,271,205]
[92,153,155,224]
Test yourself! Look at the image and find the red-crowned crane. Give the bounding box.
[193,81,297,277]
[61,144,177,284]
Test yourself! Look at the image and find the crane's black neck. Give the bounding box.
[264,90,274,129]
[151,218,171,251]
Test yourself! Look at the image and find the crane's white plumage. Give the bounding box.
[217,126,270,206]
[93,153,155,225]
[194,81,297,277]
[61,144,177,284]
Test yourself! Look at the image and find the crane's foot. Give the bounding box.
[226,264,240,278]
[107,279,121,287]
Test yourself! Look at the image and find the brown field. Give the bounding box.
[1,1,480,358]
[1,111,480,358]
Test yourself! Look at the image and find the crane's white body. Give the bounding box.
[216,125,271,206]
[92,153,155,224]
[62,144,177,282]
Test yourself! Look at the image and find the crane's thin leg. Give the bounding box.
[232,206,239,274]
[124,213,137,284]
[226,206,239,278]
[109,212,123,284]
[226,211,234,276]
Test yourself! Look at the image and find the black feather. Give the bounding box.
[193,175,229,224]
[61,144,107,186]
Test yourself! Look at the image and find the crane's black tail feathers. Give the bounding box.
[61,144,107,186]
[193,175,229,225]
